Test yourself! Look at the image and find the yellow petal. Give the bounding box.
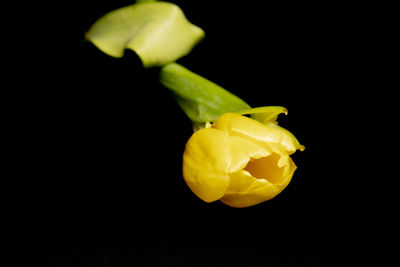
[226,134,271,173]
[278,156,297,191]
[220,170,279,208]
[263,122,305,153]
[212,113,304,154]
[220,155,297,208]
[182,128,231,202]
[244,153,297,191]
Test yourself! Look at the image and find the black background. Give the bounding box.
[20,0,390,265]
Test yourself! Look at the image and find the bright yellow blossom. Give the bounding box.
[182,112,304,207]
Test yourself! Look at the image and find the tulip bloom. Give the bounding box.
[183,112,304,207]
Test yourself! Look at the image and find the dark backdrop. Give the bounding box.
[22,0,386,265]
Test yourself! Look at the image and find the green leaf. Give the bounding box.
[237,106,288,124]
[86,1,205,67]
[160,63,251,123]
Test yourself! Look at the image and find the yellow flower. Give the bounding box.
[182,112,304,208]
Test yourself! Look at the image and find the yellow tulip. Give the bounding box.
[182,112,304,208]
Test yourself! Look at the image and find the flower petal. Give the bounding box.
[278,156,297,191]
[263,122,305,153]
[220,170,279,208]
[226,134,271,173]
[182,128,231,202]
[212,113,304,154]
[220,157,297,208]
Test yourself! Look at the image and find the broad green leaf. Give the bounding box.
[160,63,251,123]
[86,1,205,67]
[237,106,288,124]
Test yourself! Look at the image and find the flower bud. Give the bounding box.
[182,112,304,207]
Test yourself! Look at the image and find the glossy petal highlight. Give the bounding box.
[182,128,230,202]
[212,113,304,154]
